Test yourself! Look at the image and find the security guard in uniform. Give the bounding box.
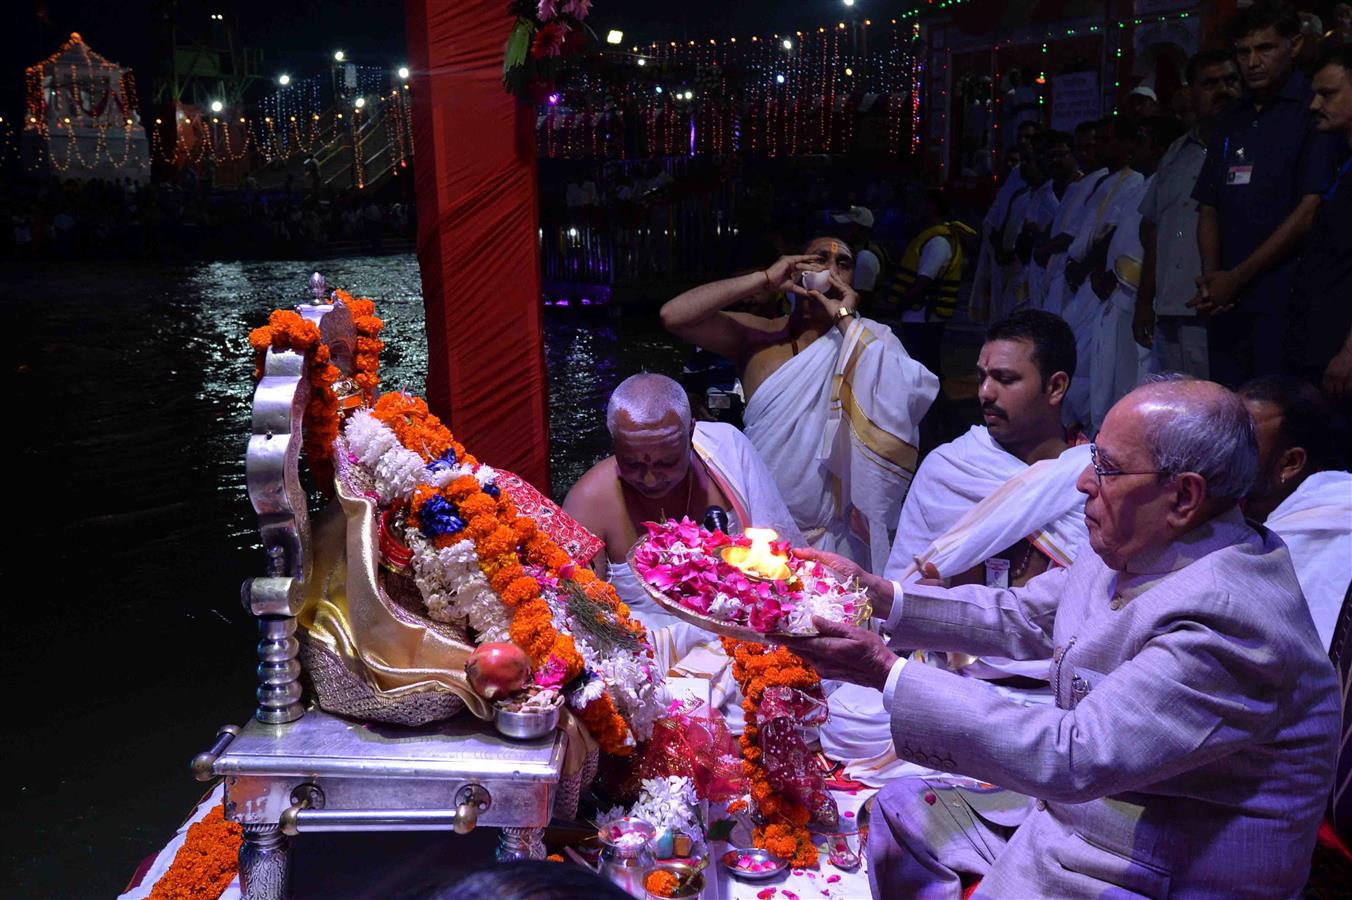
[885,189,977,378]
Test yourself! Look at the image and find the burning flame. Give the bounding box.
[723,527,792,581]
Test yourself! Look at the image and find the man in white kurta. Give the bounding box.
[661,237,938,571]
[995,169,1040,318]
[1019,177,1060,311]
[1239,376,1352,649]
[970,121,1040,321]
[1036,166,1107,316]
[970,166,1026,322]
[1060,162,1144,429]
[1086,175,1154,432]
[820,311,1090,783]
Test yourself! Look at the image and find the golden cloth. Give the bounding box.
[298,478,596,772]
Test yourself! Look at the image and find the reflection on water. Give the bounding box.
[7,254,681,897]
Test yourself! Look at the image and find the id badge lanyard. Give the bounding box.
[1223,137,1253,185]
[1324,155,1352,202]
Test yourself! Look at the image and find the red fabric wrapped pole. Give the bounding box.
[405,0,551,493]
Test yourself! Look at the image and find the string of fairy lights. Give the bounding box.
[12,5,1210,175]
[540,17,924,159]
[979,7,1199,174]
[16,33,414,182]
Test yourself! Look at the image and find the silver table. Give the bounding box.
[199,707,565,899]
[197,287,567,900]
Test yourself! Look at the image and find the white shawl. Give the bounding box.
[1264,470,1352,651]
[746,318,937,569]
[886,426,1089,581]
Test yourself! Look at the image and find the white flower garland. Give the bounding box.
[342,409,666,738]
[599,776,702,836]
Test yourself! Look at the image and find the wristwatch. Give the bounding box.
[834,306,858,323]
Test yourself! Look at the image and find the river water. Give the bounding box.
[6,255,682,896]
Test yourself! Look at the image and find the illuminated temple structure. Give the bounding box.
[22,33,151,183]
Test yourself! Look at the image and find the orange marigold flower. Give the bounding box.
[458,493,497,520]
[467,515,498,540]
[447,475,481,501]
[512,518,537,542]
[643,870,679,898]
[500,576,539,607]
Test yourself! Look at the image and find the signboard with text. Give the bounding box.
[1052,71,1100,132]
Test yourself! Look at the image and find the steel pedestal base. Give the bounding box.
[497,826,547,861]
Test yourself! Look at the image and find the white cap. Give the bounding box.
[1129,85,1158,102]
[831,205,874,228]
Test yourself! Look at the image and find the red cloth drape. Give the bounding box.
[405,0,551,493]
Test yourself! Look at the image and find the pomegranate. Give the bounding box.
[465,642,531,700]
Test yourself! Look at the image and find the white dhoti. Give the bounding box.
[1038,168,1108,318]
[1087,183,1152,433]
[970,173,1027,323]
[1264,470,1352,651]
[1060,169,1146,430]
[1088,285,1152,433]
[1059,280,1099,431]
[1040,254,1072,319]
[744,317,937,570]
[820,432,1090,784]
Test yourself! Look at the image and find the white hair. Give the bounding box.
[1134,377,1257,502]
[606,373,691,436]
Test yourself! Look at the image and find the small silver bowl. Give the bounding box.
[720,846,788,881]
[493,703,560,740]
[641,860,704,899]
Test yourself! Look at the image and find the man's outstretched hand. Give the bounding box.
[783,617,898,692]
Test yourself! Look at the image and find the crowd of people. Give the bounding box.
[961,1,1352,424]
[2,172,415,260]
[549,4,1350,896]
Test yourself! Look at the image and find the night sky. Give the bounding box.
[5,0,880,115]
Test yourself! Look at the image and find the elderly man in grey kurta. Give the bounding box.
[789,378,1338,898]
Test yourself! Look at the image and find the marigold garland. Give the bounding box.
[247,293,383,485]
[377,391,646,755]
[147,804,242,900]
[722,638,822,868]
[333,289,384,399]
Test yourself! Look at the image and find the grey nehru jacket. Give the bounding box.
[881,506,1338,896]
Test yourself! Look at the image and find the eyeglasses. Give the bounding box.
[1088,443,1171,485]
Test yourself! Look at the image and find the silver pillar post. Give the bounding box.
[240,824,291,900]
[255,615,303,724]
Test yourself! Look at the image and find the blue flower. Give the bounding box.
[418,495,466,538]
[426,448,458,473]
[483,482,501,499]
